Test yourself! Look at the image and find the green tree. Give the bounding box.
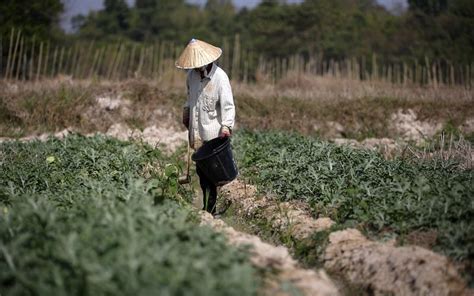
[408,0,448,15]
[205,0,236,43]
[0,0,64,39]
[76,0,131,39]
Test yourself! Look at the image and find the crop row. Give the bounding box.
[233,130,473,263]
[0,135,259,295]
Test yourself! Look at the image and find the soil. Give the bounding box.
[200,212,339,296]
[324,229,466,296]
[220,180,335,241]
[390,108,443,144]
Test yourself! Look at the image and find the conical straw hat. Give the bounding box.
[175,39,222,69]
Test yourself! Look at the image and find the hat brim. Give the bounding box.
[175,39,222,69]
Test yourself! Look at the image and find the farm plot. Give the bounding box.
[233,131,473,274]
[0,135,260,295]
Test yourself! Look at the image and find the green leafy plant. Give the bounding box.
[234,130,474,264]
[0,135,260,295]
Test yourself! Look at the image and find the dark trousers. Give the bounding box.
[196,166,217,214]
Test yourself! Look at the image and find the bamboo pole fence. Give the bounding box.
[0,31,472,88]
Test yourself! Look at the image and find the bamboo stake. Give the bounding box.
[388,64,393,83]
[403,62,408,85]
[432,63,438,88]
[105,43,116,79]
[172,45,180,85]
[281,57,287,79]
[149,44,155,78]
[84,41,94,79]
[97,45,108,78]
[108,42,121,80]
[5,28,15,80]
[28,36,36,80]
[22,52,27,81]
[71,43,81,78]
[424,56,431,86]
[43,40,50,78]
[81,41,95,78]
[469,62,474,87]
[64,46,73,75]
[76,42,86,78]
[136,45,145,78]
[72,42,83,78]
[128,43,136,79]
[371,53,377,80]
[231,34,241,81]
[150,43,156,78]
[144,45,151,78]
[465,64,470,89]
[157,42,164,78]
[243,49,249,84]
[113,43,125,80]
[36,42,43,81]
[15,36,24,80]
[117,44,126,79]
[395,63,400,84]
[110,43,119,80]
[57,46,65,75]
[51,45,58,77]
[407,61,413,84]
[9,28,21,80]
[92,46,102,78]
[0,36,3,78]
[89,47,100,79]
[223,38,230,72]
[121,44,131,79]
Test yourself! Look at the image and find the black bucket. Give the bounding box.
[192,137,238,186]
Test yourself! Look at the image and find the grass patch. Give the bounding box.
[236,94,474,140]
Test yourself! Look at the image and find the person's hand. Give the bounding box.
[182,107,190,129]
[219,126,231,138]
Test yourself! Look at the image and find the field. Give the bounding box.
[1,77,473,295]
[233,130,473,266]
[0,135,260,295]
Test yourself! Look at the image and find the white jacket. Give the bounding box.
[184,63,235,148]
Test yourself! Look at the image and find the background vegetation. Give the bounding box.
[1,0,473,84]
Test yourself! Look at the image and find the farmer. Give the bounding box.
[175,38,235,215]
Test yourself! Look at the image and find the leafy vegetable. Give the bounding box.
[0,135,259,295]
[234,130,474,261]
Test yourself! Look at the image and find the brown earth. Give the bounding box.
[221,180,334,241]
[2,79,474,143]
[200,212,339,296]
[324,229,466,296]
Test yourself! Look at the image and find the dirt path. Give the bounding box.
[200,212,339,296]
[221,180,334,240]
[325,229,466,295]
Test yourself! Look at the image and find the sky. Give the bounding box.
[61,0,408,32]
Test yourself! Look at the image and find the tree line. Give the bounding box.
[71,0,474,64]
[0,0,473,81]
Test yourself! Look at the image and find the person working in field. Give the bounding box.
[176,38,235,215]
